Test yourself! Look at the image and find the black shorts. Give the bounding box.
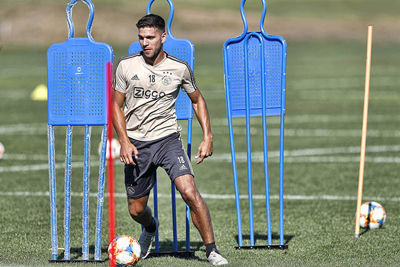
[124,132,194,199]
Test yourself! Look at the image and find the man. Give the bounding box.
[112,14,228,266]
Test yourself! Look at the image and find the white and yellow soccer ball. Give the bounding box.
[108,235,141,266]
[359,201,386,229]
[98,138,121,159]
[0,142,5,160]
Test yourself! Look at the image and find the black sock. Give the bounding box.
[205,242,218,258]
[145,217,156,233]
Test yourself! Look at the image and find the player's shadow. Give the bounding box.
[151,239,203,252]
[146,239,205,262]
[55,241,206,263]
[359,228,370,236]
[234,232,294,247]
[56,245,108,261]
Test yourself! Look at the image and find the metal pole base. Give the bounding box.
[49,259,105,263]
[147,251,196,258]
[235,245,288,250]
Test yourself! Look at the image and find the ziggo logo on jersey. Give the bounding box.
[132,87,166,99]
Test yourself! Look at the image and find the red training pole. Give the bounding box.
[106,62,116,262]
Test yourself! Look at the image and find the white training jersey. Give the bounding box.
[114,52,197,141]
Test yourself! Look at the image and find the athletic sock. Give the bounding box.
[205,242,218,258]
[145,217,157,233]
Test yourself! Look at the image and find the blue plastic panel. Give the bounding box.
[47,38,113,125]
[225,33,284,117]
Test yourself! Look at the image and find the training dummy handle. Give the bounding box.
[66,0,95,40]
[146,0,175,38]
[238,0,268,37]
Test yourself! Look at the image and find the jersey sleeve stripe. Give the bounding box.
[167,55,198,90]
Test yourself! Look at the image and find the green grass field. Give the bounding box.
[1,40,400,266]
[1,0,400,266]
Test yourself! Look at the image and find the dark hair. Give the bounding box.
[136,14,165,32]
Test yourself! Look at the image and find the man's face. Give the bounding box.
[138,26,166,60]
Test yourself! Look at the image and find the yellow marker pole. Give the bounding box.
[355,25,373,238]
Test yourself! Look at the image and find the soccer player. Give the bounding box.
[112,14,228,266]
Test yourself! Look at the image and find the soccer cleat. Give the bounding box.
[207,251,229,266]
[138,218,159,259]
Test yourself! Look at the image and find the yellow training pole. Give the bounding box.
[355,25,373,238]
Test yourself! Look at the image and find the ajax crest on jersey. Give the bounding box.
[108,235,141,266]
[359,201,386,229]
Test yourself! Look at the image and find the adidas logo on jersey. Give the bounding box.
[131,74,139,81]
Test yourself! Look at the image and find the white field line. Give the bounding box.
[0,123,98,135]
[0,123,46,135]
[1,115,400,135]
[284,156,400,164]
[204,144,400,163]
[1,145,400,173]
[0,191,399,202]
[0,114,400,135]
[1,155,399,173]
[210,155,400,164]
[2,126,400,137]
[289,76,400,90]
[3,153,88,161]
[213,114,400,125]
[0,90,28,100]
[0,161,98,173]
[8,123,395,137]
[203,75,400,93]
[4,144,400,161]
[212,127,400,137]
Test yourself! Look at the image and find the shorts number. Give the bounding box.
[178,156,185,164]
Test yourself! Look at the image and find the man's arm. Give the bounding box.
[187,89,213,164]
[112,90,138,165]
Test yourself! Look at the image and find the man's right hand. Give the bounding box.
[119,141,139,165]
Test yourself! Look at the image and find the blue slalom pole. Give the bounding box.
[154,183,159,252]
[279,37,287,247]
[244,34,254,247]
[279,89,286,246]
[95,125,107,260]
[48,125,58,260]
[82,125,91,260]
[223,44,244,247]
[64,125,73,260]
[256,0,273,247]
[171,182,178,252]
[186,119,193,252]
[279,115,285,246]
[258,35,273,246]
[225,105,242,247]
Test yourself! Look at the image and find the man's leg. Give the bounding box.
[127,195,152,226]
[174,174,214,244]
[127,195,158,259]
[174,175,228,265]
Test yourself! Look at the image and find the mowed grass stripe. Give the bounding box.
[2,112,400,133]
[1,40,399,266]
[1,156,400,173]
[2,124,400,137]
[4,145,400,160]
[1,191,399,202]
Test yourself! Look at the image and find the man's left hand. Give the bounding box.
[195,138,213,164]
